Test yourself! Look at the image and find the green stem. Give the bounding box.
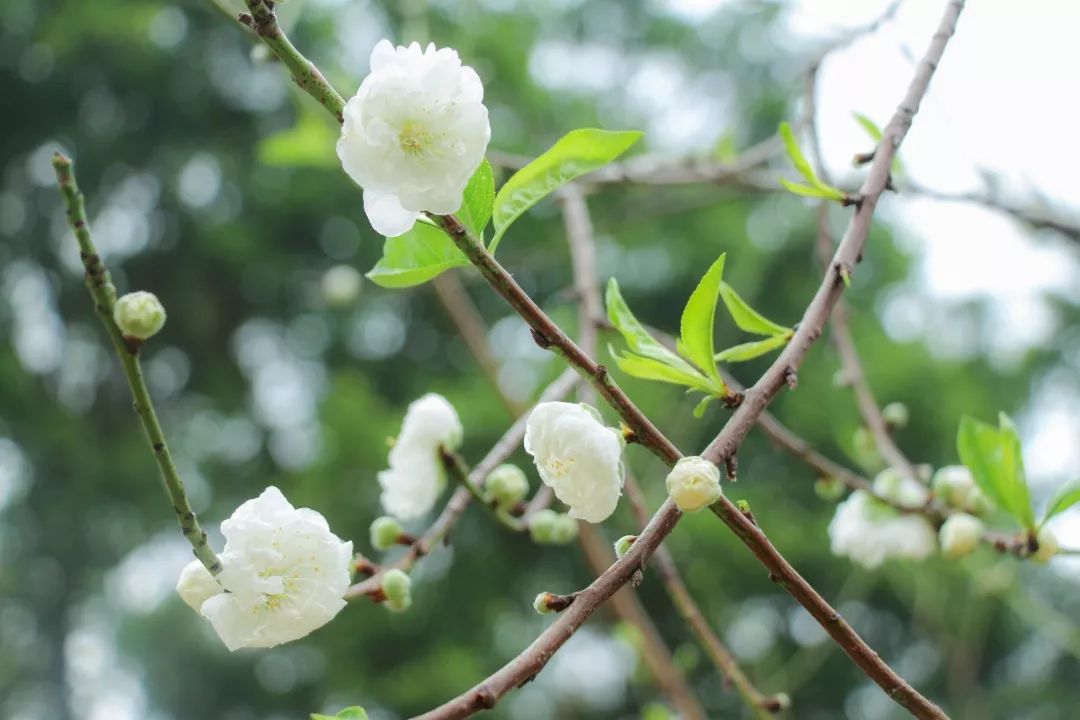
[242,0,347,123]
[439,447,527,533]
[52,152,222,577]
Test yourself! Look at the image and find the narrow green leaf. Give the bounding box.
[490,129,643,253]
[1042,480,1080,525]
[718,282,790,336]
[853,112,884,142]
[779,178,846,202]
[311,708,369,720]
[456,159,495,239]
[714,333,791,363]
[610,348,714,393]
[679,254,726,383]
[957,415,1035,529]
[780,121,816,183]
[693,394,716,418]
[366,223,468,288]
[605,278,700,376]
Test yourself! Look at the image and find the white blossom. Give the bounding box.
[939,513,983,558]
[873,467,930,507]
[524,401,624,523]
[378,393,463,520]
[932,465,991,513]
[665,456,722,513]
[174,486,353,651]
[337,40,491,237]
[828,490,936,569]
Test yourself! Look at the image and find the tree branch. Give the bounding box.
[52,153,223,576]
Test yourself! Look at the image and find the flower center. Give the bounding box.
[546,456,576,478]
[399,120,435,156]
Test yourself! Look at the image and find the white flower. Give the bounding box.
[828,490,936,569]
[337,40,491,237]
[114,291,166,340]
[174,487,353,651]
[665,456,722,513]
[379,393,463,520]
[524,402,624,523]
[939,513,983,558]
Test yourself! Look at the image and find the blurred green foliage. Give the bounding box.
[0,1,1077,719]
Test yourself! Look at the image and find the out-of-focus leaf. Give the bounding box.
[957,414,1034,529]
[853,112,884,142]
[312,708,369,720]
[1042,481,1080,526]
[366,223,467,288]
[490,129,642,253]
[779,178,846,202]
[258,107,338,168]
[693,394,715,418]
[718,282,790,336]
[679,254,726,383]
[779,121,847,202]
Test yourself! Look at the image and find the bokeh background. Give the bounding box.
[1,0,1078,718]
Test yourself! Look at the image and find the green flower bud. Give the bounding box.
[550,514,579,545]
[814,476,846,501]
[882,402,909,428]
[852,426,881,470]
[528,509,559,544]
[1033,528,1058,563]
[613,535,637,559]
[939,513,983,559]
[370,516,403,551]
[114,291,166,340]
[381,568,412,612]
[485,464,529,507]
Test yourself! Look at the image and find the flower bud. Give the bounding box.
[1032,528,1058,563]
[485,464,529,507]
[882,402,909,428]
[932,465,992,514]
[114,291,166,340]
[852,427,881,470]
[613,535,637,559]
[550,514,579,545]
[321,264,363,307]
[381,568,412,612]
[528,509,559,544]
[533,592,555,615]
[814,476,846,501]
[939,513,983,559]
[665,456,722,513]
[370,515,404,551]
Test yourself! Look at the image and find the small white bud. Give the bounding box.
[932,465,992,514]
[814,476,846,501]
[528,509,559,544]
[114,291,166,340]
[665,456,722,513]
[939,513,983,559]
[485,464,529,507]
[370,516,404,551]
[321,264,363,307]
[550,514,579,545]
[613,535,636,559]
[1032,528,1058,563]
[533,592,555,615]
[381,568,412,612]
[882,402,909,428]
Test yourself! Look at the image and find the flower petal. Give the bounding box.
[364,190,420,237]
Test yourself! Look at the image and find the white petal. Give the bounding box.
[175,560,222,613]
[369,39,396,71]
[364,190,420,237]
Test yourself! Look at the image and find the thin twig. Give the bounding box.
[52,153,223,576]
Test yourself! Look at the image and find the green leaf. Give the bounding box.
[779,178,846,202]
[312,708,368,720]
[456,159,495,239]
[258,106,338,168]
[718,282,790,336]
[692,394,716,418]
[780,121,817,185]
[1042,481,1080,525]
[366,223,468,288]
[714,333,791,363]
[490,129,643,253]
[957,414,1035,529]
[853,112,884,142]
[610,347,714,393]
[605,278,700,376]
[679,254,726,383]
